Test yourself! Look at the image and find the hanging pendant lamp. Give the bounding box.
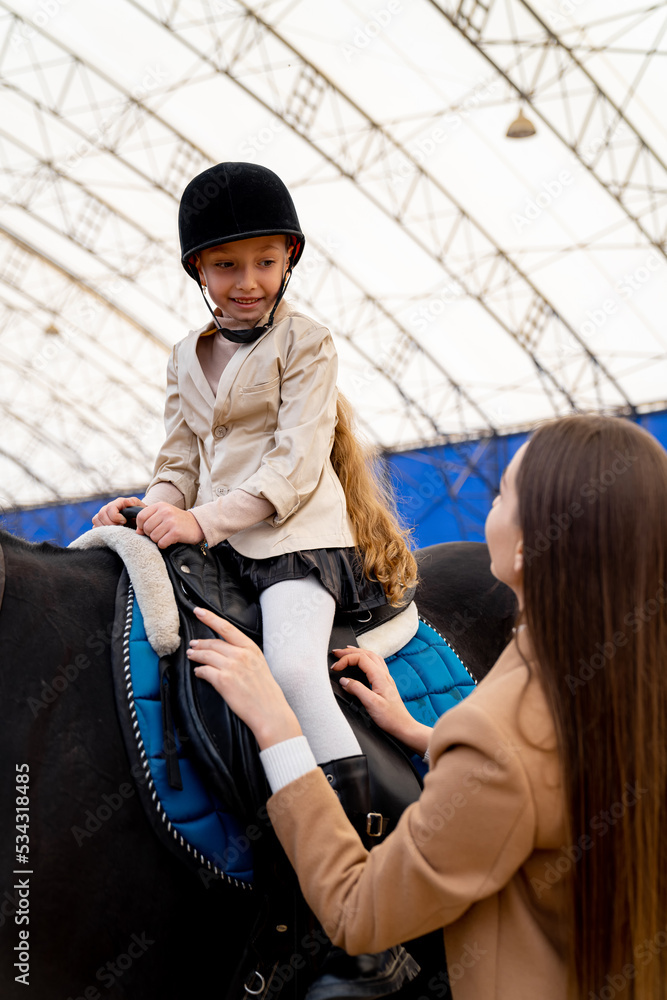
[506,108,536,139]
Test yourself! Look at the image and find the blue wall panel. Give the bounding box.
[385,431,527,549]
[3,411,667,549]
[1,490,144,548]
[387,409,667,548]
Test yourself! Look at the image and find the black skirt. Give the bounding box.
[218,542,387,613]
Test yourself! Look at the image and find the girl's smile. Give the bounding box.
[196,236,290,324]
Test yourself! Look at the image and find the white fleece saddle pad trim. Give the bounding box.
[70,527,180,657]
[69,527,419,659]
[359,601,419,659]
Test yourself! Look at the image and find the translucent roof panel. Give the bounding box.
[0,0,665,505]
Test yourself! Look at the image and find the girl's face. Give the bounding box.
[196,236,290,323]
[485,442,527,607]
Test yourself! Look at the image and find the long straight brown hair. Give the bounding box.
[516,415,667,999]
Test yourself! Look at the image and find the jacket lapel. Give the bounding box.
[212,300,293,422]
[213,338,256,417]
[182,300,294,424]
[181,325,217,409]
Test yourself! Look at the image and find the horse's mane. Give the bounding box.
[0,529,121,575]
[0,528,71,556]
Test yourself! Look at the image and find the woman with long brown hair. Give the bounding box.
[187,413,667,999]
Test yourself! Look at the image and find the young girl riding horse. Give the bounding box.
[93,161,419,997]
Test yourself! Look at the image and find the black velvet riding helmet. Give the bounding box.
[178,163,304,343]
[179,162,305,277]
[179,162,305,344]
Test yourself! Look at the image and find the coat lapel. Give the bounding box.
[181,325,217,409]
[211,300,292,421]
[182,299,294,423]
[212,338,256,418]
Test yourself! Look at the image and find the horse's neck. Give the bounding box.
[4,539,121,617]
[0,541,122,689]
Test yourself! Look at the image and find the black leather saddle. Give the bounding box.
[121,511,423,844]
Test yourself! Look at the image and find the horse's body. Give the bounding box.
[0,532,515,999]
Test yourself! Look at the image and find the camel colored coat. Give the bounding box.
[267,635,569,999]
[146,300,355,559]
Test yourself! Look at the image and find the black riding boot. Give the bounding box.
[305,755,420,1000]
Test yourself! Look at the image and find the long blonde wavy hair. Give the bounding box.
[331,393,417,606]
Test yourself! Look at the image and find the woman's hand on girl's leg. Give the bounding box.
[331,647,432,756]
[186,607,302,750]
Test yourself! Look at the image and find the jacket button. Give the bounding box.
[214,425,226,439]
[215,486,229,497]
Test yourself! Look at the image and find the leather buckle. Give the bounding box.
[366,812,385,838]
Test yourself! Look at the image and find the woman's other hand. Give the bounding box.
[186,608,302,749]
[331,647,432,756]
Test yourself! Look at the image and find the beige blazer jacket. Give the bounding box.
[268,635,569,1000]
[146,301,355,559]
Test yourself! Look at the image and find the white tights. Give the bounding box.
[259,576,362,764]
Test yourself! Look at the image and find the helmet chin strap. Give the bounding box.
[196,267,294,345]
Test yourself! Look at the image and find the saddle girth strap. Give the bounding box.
[159,654,183,791]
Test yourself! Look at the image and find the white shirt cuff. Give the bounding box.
[259,736,318,794]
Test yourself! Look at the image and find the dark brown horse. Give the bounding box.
[0,532,515,999]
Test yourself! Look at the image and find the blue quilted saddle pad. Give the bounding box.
[126,595,254,885]
[126,599,476,885]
